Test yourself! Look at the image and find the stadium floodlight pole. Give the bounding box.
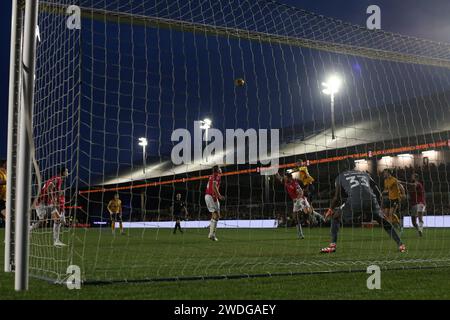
[138,137,148,174]
[322,75,342,140]
[200,119,212,163]
[5,0,22,273]
[15,0,39,291]
[200,118,212,140]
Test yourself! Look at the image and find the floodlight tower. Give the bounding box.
[138,137,148,174]
[322,75,342,140]
[200,118,212,163]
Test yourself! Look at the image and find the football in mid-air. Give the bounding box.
[234,78,245,87]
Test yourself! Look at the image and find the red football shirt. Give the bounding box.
[206,173,221,200]
[409,182,425,205]
[38,175,63,206]
[285,179,302,201]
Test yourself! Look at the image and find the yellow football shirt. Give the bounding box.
[0,168,6,201]
[384,176,401,200]
[108,199,122,214]
[298,166,315,186]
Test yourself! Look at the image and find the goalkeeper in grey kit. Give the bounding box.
[320,159,406,253]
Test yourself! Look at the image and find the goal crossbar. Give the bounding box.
[39,1,450,69]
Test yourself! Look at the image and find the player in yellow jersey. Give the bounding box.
[294,160,324,225]
[382,169,405,229]
[298,162,315,189]
[0,160,7,221]
[107,193,124,235]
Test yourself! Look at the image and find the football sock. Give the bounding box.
[412,219,419,231]
[209,219,217,237]
[214,219,218,234]
[331,217,340,243]
[53,221,61,243]
[30,221,40,231]
[296,223,304,238]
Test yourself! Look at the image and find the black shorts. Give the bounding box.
[339,199,382,223]
[173,213,183,221]
[0,200,5,212]
[110,212,122,221]
[383,198,400,210]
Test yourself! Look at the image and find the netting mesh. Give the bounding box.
[24,0,450,283]
[30,0,81,281]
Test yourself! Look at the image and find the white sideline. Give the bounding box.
[106,219,279,229]
[403,216,450,228]
[94,216,450,229]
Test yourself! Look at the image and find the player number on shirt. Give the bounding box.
[346,176,370,189]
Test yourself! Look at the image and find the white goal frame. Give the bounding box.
[5,0,39,291]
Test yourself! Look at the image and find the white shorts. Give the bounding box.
[411,204,426,216]
[293,197,310,213]
[205,194,220,213]
[36,205,64,222]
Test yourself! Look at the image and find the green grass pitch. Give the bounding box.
[1,227,450,299]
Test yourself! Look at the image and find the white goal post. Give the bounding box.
[5,0,40,291]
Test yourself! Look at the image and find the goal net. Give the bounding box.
[10,0,450,284]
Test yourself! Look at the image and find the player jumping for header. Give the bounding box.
[276,171,313,239]
[30,167,69,247]
[293,160,324,225]
[205,165,224,241]
[320,159,406,253]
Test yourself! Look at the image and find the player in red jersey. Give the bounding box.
[400,173,426,237]
[30,167,69,247]
[276,171,312,239]
[205,165,224,241]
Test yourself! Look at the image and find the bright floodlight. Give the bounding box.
[138,137,148,147]
[138,137,148,174]
[200,118,212,129]
[322,75,342,95]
